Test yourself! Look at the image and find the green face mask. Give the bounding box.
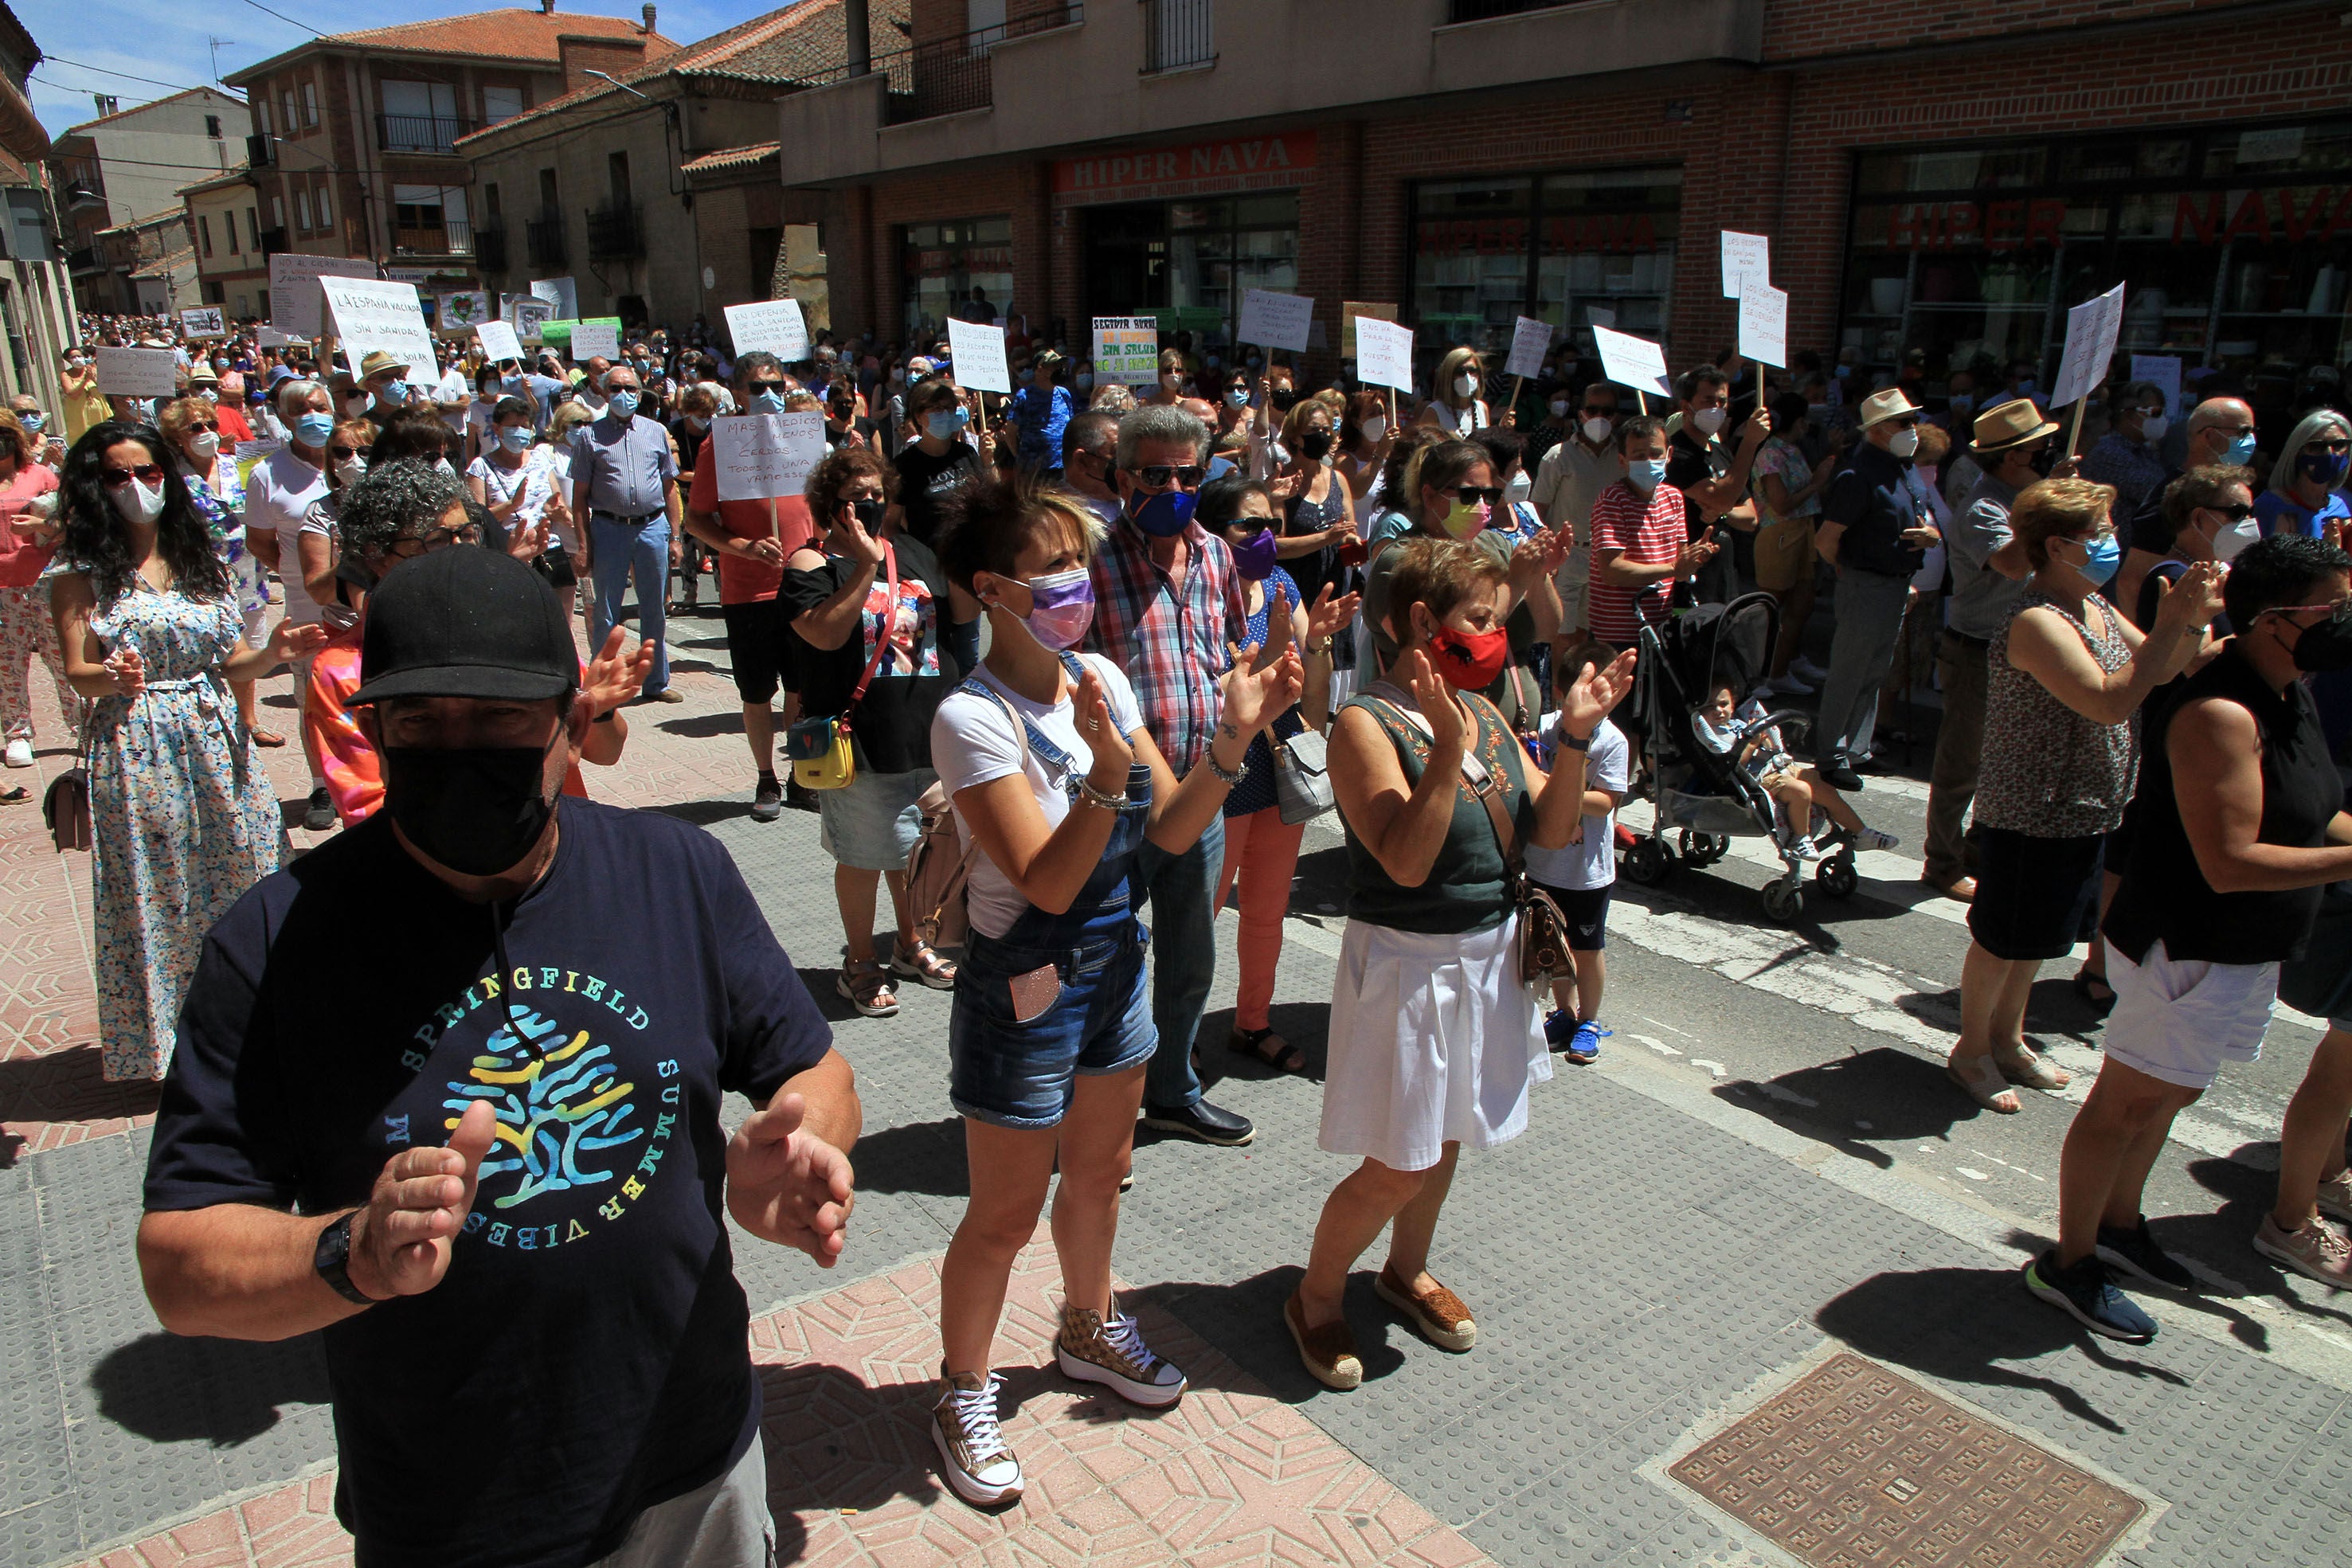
[1441,498,1490,540]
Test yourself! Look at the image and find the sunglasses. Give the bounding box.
[186,420,218,433]
[2206,502,2257,523]
[1130,463,1206,489]
[1451,485,1505,506]
[748,380,787,395]
[2314,438,2351,452]
[327,445,362,461]
[1579,405,1616,419]
[1888,414,1922,429]
[101,464,166,487]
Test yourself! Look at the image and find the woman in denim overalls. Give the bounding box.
[924,479,1299,1507]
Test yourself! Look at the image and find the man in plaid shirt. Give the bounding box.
[1082,405,1256,1149]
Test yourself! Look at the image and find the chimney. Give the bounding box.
[844,0,869,76]
[640,3,656,33]
[541,0,554,14]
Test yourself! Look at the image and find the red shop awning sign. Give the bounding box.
[1054,131,1317,206]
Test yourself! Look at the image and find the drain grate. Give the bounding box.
[1669,1351,2143,1568]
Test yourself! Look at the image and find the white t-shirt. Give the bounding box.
[1523,716,1630,892]
[468,448,560,527]
[930,652,1145,940]
[245,445,330,624]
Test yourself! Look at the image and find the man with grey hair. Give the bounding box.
[2082,379,2172,525]
[247,373,339,827]
[1080,404,1254,1148]
[576,354,613,417]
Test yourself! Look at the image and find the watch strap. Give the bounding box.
[314,1213,376,1306]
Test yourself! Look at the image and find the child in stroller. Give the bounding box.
[1694,681,1897,860]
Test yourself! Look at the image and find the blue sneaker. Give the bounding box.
[1566,1020,1609,1066]
[1543,1009,1575,1050]
[2023,1249,2157,1343]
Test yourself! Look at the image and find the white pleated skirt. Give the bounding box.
[1318,914,1552,1172]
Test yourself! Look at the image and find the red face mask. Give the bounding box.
[1426,623,1509,690]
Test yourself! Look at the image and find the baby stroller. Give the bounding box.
[1618,590,1860,924]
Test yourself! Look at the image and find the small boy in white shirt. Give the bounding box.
[1523,643,1633,1065]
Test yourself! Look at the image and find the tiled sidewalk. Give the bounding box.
[66,1233,1490,1568]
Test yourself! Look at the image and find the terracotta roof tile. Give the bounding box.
[325,8,677,63]
[681,140,778,174]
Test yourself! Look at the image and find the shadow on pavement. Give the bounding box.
[1712,1046,1982,1167]
[656,710,747,740]
[756,1361,945,1531]
[1129,1268,1413,1406]
[1814,1261,2189,1434]
[793,967,863,1024]
[2182,1151,2352,1332]
[843,1116,969,1198]
[91,1331,330,1445]
[0,1046,161,1163]
[649,797,753,827]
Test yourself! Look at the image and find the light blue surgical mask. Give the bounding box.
[606,389,639,420]
[1626,456,1668,491]
[2072,532,2121,587]
[294,412,336,448]
[499,425,532,453]
[2222,431,2259,467]
[379,379,409,405]
[749,388,788,415]
[1226,387,1249,409]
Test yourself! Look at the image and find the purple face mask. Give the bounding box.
[1019,566,1095,650]
[1231,527,1279,581]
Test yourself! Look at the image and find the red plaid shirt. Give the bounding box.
[1085,517,1246,772]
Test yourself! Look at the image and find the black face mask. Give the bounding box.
[1297,428,1334,462]
[852,498,887,533]
[1270,388,1297,412]
[382,740,558,877]
[2289,606,2352,673]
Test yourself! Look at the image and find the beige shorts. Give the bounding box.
[1755,515,1816,594]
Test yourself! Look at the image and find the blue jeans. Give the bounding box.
[1134,811,1223,1110]
[589,512,671,697]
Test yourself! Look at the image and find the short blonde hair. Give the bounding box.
[2013,477,2118,570]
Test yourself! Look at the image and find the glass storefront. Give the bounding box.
[902,217,1012,342]
[1407,166,1681,364]
[1844,118,2352,398]
[1081,193,1299,350]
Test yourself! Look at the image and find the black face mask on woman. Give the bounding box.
[382,736,558,876]
[2288,604,2352,673]
[1297,428,1334,462]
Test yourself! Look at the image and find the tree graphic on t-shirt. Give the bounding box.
[445,1014,648,1211]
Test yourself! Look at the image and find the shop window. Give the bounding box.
[902,216,1014,342]
[1408,166,1681,366]
[1080,194,1298,350]
[1841,119,2352,414]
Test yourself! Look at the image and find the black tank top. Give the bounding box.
[2105,642,2343,965]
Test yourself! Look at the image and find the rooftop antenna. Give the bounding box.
[208,38,238,84]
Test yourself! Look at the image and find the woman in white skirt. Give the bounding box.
[1287,536,1634,1389]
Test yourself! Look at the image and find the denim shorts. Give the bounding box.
[948,921,1156,1129]
[816,766,936,870]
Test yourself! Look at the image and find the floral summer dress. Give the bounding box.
[64,567,282,1080]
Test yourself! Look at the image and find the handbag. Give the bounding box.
[1273,727,1334,824]
[41,712,94,853]
[905,682,1040,952]
[784,542,898,791]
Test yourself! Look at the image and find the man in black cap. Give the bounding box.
[135,545,859,1568]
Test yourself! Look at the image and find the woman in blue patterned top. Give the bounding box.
[1198,475,1359,1074]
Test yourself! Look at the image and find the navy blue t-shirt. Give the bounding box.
[143,799,832,1568]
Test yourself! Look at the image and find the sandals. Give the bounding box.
[890,938,957,990]
[1230,1025,1306,1075]
[0,784,25,804]
[1995,1042,2072,1092]
[1946,1052,2021,1115]
[836,956,900,1018]
[250,727,288,748]
[2072,968,2116,1018]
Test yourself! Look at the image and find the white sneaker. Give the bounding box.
[1784,835,1825,862]
[931,1371,1023,1506]
[2,737,29,768]
[1855,827,1900,852]
[1791,655,1830,684]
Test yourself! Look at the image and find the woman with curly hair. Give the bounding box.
[47,420,325,1081]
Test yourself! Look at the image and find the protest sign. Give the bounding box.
[1504,315,1552,381]
[947,318,1012,393]
[1093,317,1159,386]
[255,326,300,349]
[1353,316,1415,394]
[437,291,492,334]
[2130,353,2186,420]
[318,276,435,379]
[2050,283,2127,413]
[1720,231,1771,299]
[507,297,554,342]
[268,253,377,339]
[538,321,578,353]
[713,413,827,503]
[179,306,225,339]
[1593,326,1673,403]
[1236,289,1313,354]
[568,320,621,361]
[233,439,280,492]
[530,277,577,320]
[1737,283,1789,370]
[475,320,523,364]
[94,347,178,398]
[1341,301,1396,361]
[724,299,809,362]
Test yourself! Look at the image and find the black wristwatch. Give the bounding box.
[314,1213,378,1306]
[1558,731,1594,753]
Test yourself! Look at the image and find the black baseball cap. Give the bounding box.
[350,546,577,706]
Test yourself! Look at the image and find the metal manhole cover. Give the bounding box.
[1669,1351,2143,1568]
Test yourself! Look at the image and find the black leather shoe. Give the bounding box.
[1140,1098,1254,1147]
[1817,752,1865,792]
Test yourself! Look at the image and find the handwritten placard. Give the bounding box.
[269,253,378,339]
[529,277,578,320]
[1737,283,1789,370]
[2130,353,2186,420]
[476,320,523,364]
[179,306,225,339]
[947,318,1012,394]
[1505,315,1552,380]
[724,299,809,362]
[437,290,491,334]
[319,277,435,380]
[1353,316,1415,394]
[95,347,179,398]
[712,412,828,502]
[1237,289,1313,354]
[568,321,621,362]
[1593,326,1672,401]
[1720,231,1771,300]
[1341,301,1396,362]
[1092,317,1158,386]
[2049,283,2127,410]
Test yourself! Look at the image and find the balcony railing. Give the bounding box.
[65,244,100,272]
[1446,0,1578,19]
[585,203,642,261]
[392,217,475,257]
[474,224,507,272]
[377,113,479,154]
[525,214,567,269]
[799,3,1081,125]
[1141,0,1213,72]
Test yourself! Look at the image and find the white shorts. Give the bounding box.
[2104,938,2278,1092]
